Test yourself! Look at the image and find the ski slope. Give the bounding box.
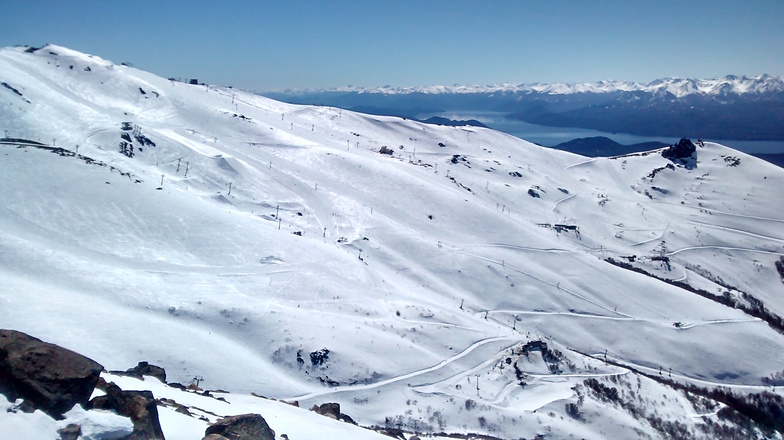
[2,44,784,439]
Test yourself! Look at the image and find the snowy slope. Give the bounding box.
[2,44,784,439]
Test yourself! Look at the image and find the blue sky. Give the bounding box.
[2,0,783,90]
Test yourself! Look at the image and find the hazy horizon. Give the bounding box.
[2,0,783,90]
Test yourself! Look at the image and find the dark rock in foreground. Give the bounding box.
[0,329,103,419]
[204,413,275,440]
[88,382,165,439]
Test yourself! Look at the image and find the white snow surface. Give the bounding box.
[1,44,784,439]
[0,394,134,440]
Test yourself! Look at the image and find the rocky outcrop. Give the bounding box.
[120,361,167,383]
[309,401,357,424]
[0,329,103,419]
[87,382,165,439]
[661,138,698,169]
[57,423,82,440]
[203,413,275,440]
[662,138,696,161]
[310,402,340,419]
[775,256,784,282]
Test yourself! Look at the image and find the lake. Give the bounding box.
[426,111,784,154]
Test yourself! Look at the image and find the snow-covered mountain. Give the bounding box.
[264,74,784,142]
[273,74,784,98]
[2,44,784,439]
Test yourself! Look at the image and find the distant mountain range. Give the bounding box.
[270,75,784,97]
[262,75,784,141]
[345,109,487,128]
[550,136,668,157]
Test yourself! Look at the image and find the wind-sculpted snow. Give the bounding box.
[2,44,784,439]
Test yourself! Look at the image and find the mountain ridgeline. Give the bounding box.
[550,136,669,157]
[263,75,784,141]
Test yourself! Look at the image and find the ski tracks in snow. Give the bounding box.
[687,218,784,244]
[551,192,578,215]
[455,248,633,319]
[478,309,760,331]
[596,354,776,393]
[668,245,784,258]
[285,336,521,402]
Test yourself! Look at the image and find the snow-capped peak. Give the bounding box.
[276,74,784,98]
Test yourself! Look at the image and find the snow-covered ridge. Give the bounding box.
[276,74,784,98]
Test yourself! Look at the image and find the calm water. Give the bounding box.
[428,111,784,154]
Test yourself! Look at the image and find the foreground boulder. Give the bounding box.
[0,329,103,419]
[204,413,275,440]
[88,382,165,439]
